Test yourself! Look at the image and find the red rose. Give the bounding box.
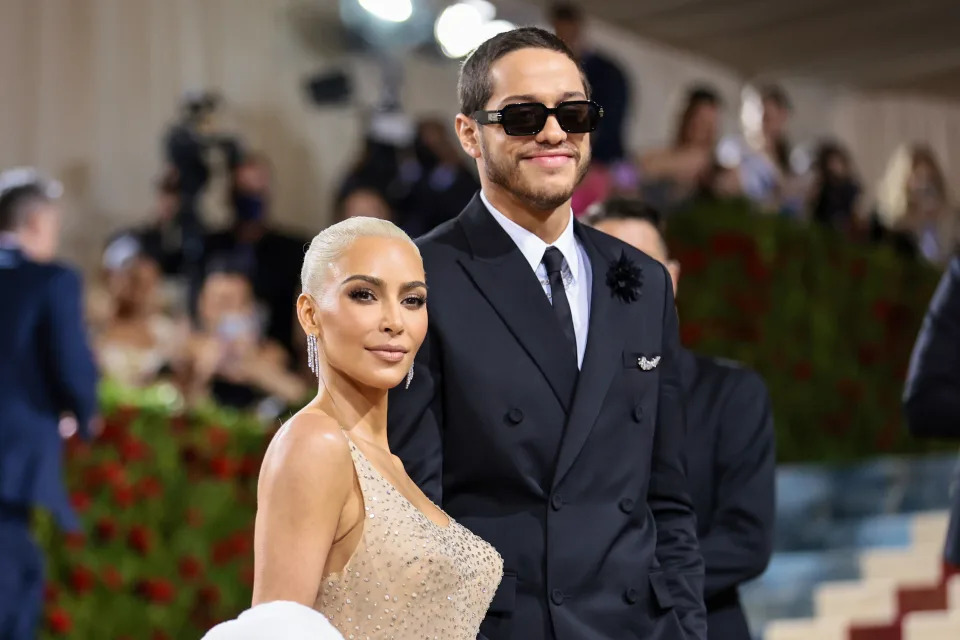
[64,531,85,550]
[198,584,221,606]
[136,578,175,604]
[70,491,91,512]
[238,455,260,480]
[210,455,235,480]
[120,436,148,462]
[792,361,813,381]
[170,414,190,432]
[69,565,96,594]
[47,608,72,634]
[101,461,127,487]
[136,476,164,500]
[113,484,135,508]
[679,323,703,347]
[178,555,204,581]
[44,583,59,604]
[102,565,124,590]
[208,426,232,450]
[127,525,152,555]
[186,508,204,528]
[212,539,234,566]
[94,517,119,543]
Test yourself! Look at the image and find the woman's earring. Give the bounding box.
[405,364,414,390]
[307,334,319,378]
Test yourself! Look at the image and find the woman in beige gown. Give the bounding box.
[251,217,502,639]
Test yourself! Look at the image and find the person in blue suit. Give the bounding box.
[586,197,777,640]
[904,254,960,567]
[0,168,99,640]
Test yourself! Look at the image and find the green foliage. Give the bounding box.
[667,200,951,462]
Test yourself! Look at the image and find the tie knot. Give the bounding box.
[542,247,565,275]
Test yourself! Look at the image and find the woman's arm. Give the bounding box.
[252,414,355,606]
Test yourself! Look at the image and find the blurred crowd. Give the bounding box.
[77,2,958,416]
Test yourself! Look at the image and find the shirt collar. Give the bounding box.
[480,189,581,282]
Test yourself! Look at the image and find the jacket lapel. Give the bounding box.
[456,195,579,409]
[552,223,641,488]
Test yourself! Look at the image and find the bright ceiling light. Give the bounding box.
[435,3,484,59]
[358,0,413,23]
[435,2,516,59]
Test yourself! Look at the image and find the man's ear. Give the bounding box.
[455,114,482,160]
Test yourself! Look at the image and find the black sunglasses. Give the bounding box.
[472,100,604,136]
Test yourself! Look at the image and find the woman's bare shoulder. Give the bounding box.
[260,410,353,492]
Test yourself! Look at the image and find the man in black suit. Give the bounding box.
[388,28,705,640]
[585,197,776,640]
[0,169,99,639]
[904,255,960,567]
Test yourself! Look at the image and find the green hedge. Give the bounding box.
[37,383,269,639]
[667,199,950,462]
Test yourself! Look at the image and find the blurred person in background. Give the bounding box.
[203,153,308,359]
[93,233,188,389]
[334,185,393,223]
[586,197,776,640]
[136,168,186,276]
[874,145,957,265]
[639,85,724,214]
[0,168,99,640]
[729,84,808,217]
[903,254,960,568]
[394,117,479,236]
[550,2,634,213]
[809,140,864,235]
[183,263,307,412]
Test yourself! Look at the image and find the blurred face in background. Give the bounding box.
[108,256,161,316]
[459,47,591,212]
[198,272,260,344]
[339,189,392,221]
[761,98,790,141]
[682,102,719,149]
[19,202,62,262]
[155,188,180,224]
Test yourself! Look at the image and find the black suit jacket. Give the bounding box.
[0,247,98,531]
[680,349,775,640]
[903,256,960,564]
[388,194,706,640]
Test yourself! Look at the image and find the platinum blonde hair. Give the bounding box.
[300,216,419,299]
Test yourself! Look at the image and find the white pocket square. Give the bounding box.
[637,356,661,371]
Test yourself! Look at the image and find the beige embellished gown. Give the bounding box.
[314,433,503,639]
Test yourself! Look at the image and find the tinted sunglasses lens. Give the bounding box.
[500,104,548,136]
[556,102,599,133]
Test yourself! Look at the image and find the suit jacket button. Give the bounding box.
[551,589,565,605]
[550,494,564,511]
[619,498,635,514]
[632,405,643,422]
[624,587,640,604]
[506,408,524,425]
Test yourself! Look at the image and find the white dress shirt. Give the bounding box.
[480,190,592,368]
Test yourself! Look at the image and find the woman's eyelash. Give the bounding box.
[348,288,375,301]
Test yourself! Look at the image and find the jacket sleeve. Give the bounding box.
[903,256,960,439]
[700,369,776,601]
[650,263,707,640]
[45,267,99,439]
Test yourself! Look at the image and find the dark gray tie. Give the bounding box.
[542,247,577,361]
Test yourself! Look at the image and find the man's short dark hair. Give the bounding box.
[0,183,53,233]
[549,2,584,23]
[458,27,589,116]
[584,197,669,256]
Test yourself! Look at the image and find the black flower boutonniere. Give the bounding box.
[606,252,643,303]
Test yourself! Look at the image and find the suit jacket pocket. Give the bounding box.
[487,570,517,615]
[648,571,675,610]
